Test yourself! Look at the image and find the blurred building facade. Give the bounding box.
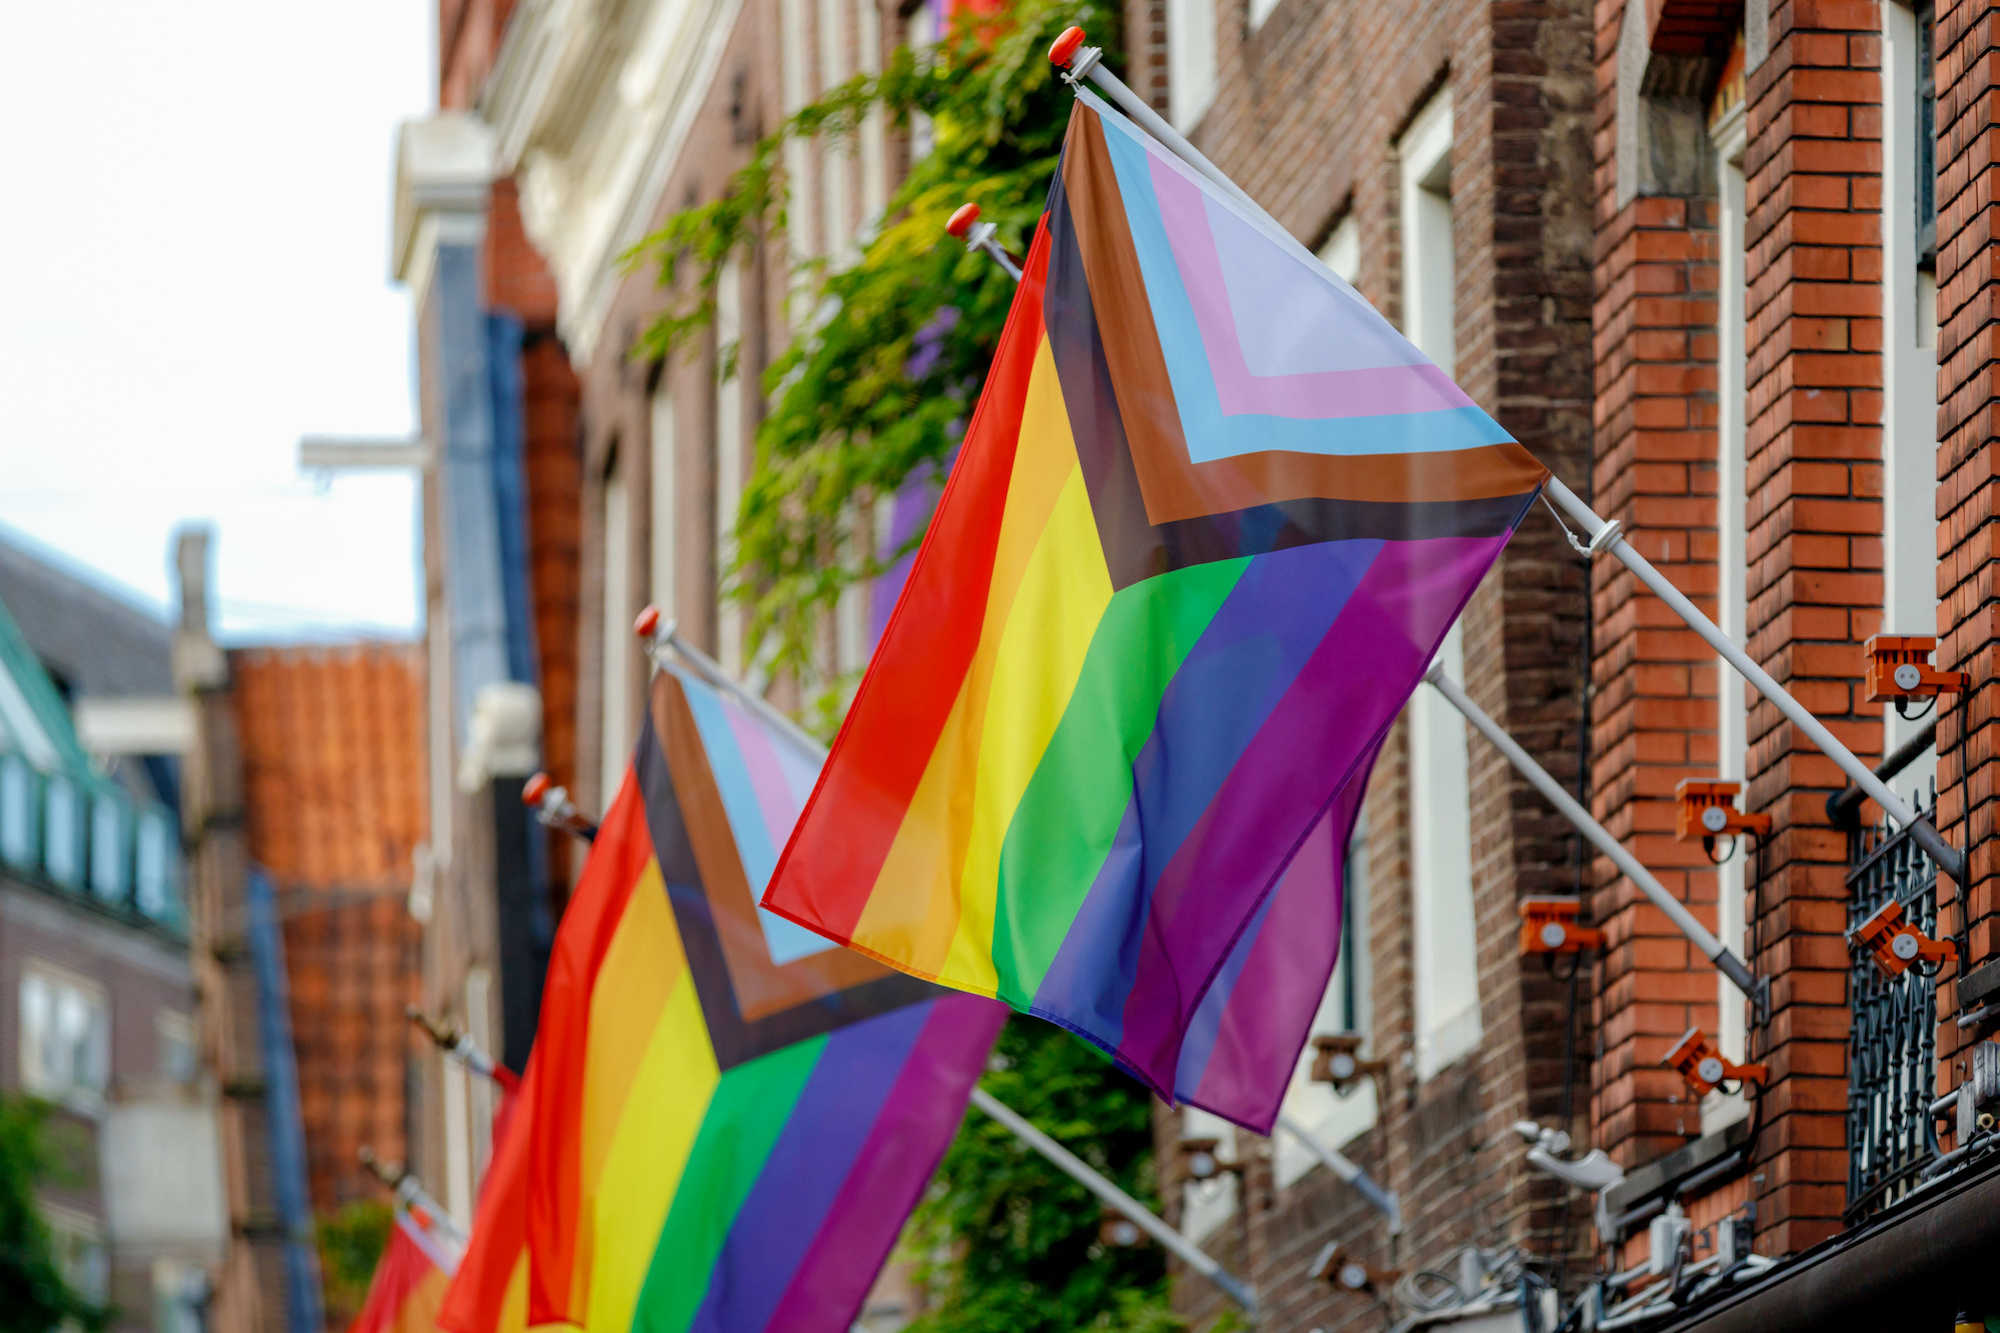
[0,530,221,1333]
[1141,0,2000,1329]
[381,0,2000,1329]
[1118,2,1600,1328]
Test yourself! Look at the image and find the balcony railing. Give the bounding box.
[1843,779,1941,1223]
[0,752,184,932]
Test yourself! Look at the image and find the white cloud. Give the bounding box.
[0,1,433,641]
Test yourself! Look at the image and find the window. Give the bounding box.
[21,967,110,1108]
[0,755,34,869]
[1711,101,1752,1130]
[714,260,748,679]
[89,790,126,904]
[1398,90,1480,1080]
[1409,622,1481,1079]
[1274,815,1377,1187]
[157,1011,196,1086]
[1166,0,1217,133]
[651,380,678,625]
[43,776,79,888]
[1883,0,1944,789]
[46,1210,107,1307]
[135,808,176,921]
[1319,214,1360,287]
[1399,92,1456,376]
[1177,1108,1239,1243]
[600,451,633,800]
[1916,1,1936,264]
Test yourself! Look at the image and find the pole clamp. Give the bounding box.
[1586,516,1624,558]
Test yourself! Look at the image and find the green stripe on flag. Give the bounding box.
[990,558,1249,1005]
[630,1033,827,1333]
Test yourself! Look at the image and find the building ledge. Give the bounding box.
[1601,1116,1753,1240]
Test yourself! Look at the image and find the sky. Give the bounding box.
[0,3,434,641]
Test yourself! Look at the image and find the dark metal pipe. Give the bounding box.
[1825,719,1938,828]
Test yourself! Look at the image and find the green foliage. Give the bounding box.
[317,1199,394,1318]
[628,0,1118,707]
[901,1018,1179,1333]
[0,1096,103,1333]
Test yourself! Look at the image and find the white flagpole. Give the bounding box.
[1426,667,1759,1001]
[1044,27,1965,888]
[1276,1112,1402,1233]
[970,1087,1258,1311]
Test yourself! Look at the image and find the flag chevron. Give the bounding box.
[762,92,1548,1133]
[522,664,1004,1333]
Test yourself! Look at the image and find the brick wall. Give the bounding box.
[1934,0,2000,1135]
[1738,0,1882,1254]
[1588,159,1724,1165]
[1130,0,1598,1320]
[1589,0,1881,1258]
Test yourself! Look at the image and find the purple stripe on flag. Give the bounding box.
[1115,535,1508,1093]
[869,460,950,651]
[763,994,1005,1333]
[1028,539,1380,1050]
[1179,737,1381,1133]
[686,1003,932,1333]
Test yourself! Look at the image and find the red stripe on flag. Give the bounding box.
[437,1054,535,1333]
[762,219,1055,940]
[523,772,654,1326]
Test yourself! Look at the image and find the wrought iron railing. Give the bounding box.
[1844,782,1941,1222]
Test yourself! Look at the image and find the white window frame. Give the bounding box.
[1399,91,1457,377]
[1709,102,1752,1133]
[600,454,633,800]
[1166,0,1218,134]
[20,963,111,1112]
[1275,814,1378,1187]
[1398,92,1480,1081]
[651,379,678,625]
[1882,0,1942,791]
[714,260,747,679]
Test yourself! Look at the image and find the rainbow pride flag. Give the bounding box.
[348,1216,450,1333]
[524,662,1004,1333]
[436,1062,531,1333]
[762,92,1547,1130]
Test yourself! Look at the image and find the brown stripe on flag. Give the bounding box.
[1057,105,1547,525]
[650,673,892,1021]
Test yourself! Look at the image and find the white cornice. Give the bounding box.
[479,0,746,363]
[392,113,499,297]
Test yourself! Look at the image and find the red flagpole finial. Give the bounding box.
[634,604,662,639]
[1048,25,1087,67]
[523,771,552,806]
[946,202,981,239]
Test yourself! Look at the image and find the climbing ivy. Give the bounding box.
[627,0,1116,707]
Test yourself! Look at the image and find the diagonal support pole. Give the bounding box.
[1426,667,1761,1003]
[971,1086,1258,1312]
[1276,1112,1402,1233]
[1044,25,1965,888]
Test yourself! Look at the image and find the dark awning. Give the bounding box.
[1656,1150,2000,1330]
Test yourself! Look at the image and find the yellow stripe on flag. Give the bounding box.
[575,860,682,1310]
[584,976,720,1333]
[945,465,1112,987]
[851,335,1090,982]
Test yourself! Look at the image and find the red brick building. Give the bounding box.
[232,645,425,1222]
[1140,0,2000,1327]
